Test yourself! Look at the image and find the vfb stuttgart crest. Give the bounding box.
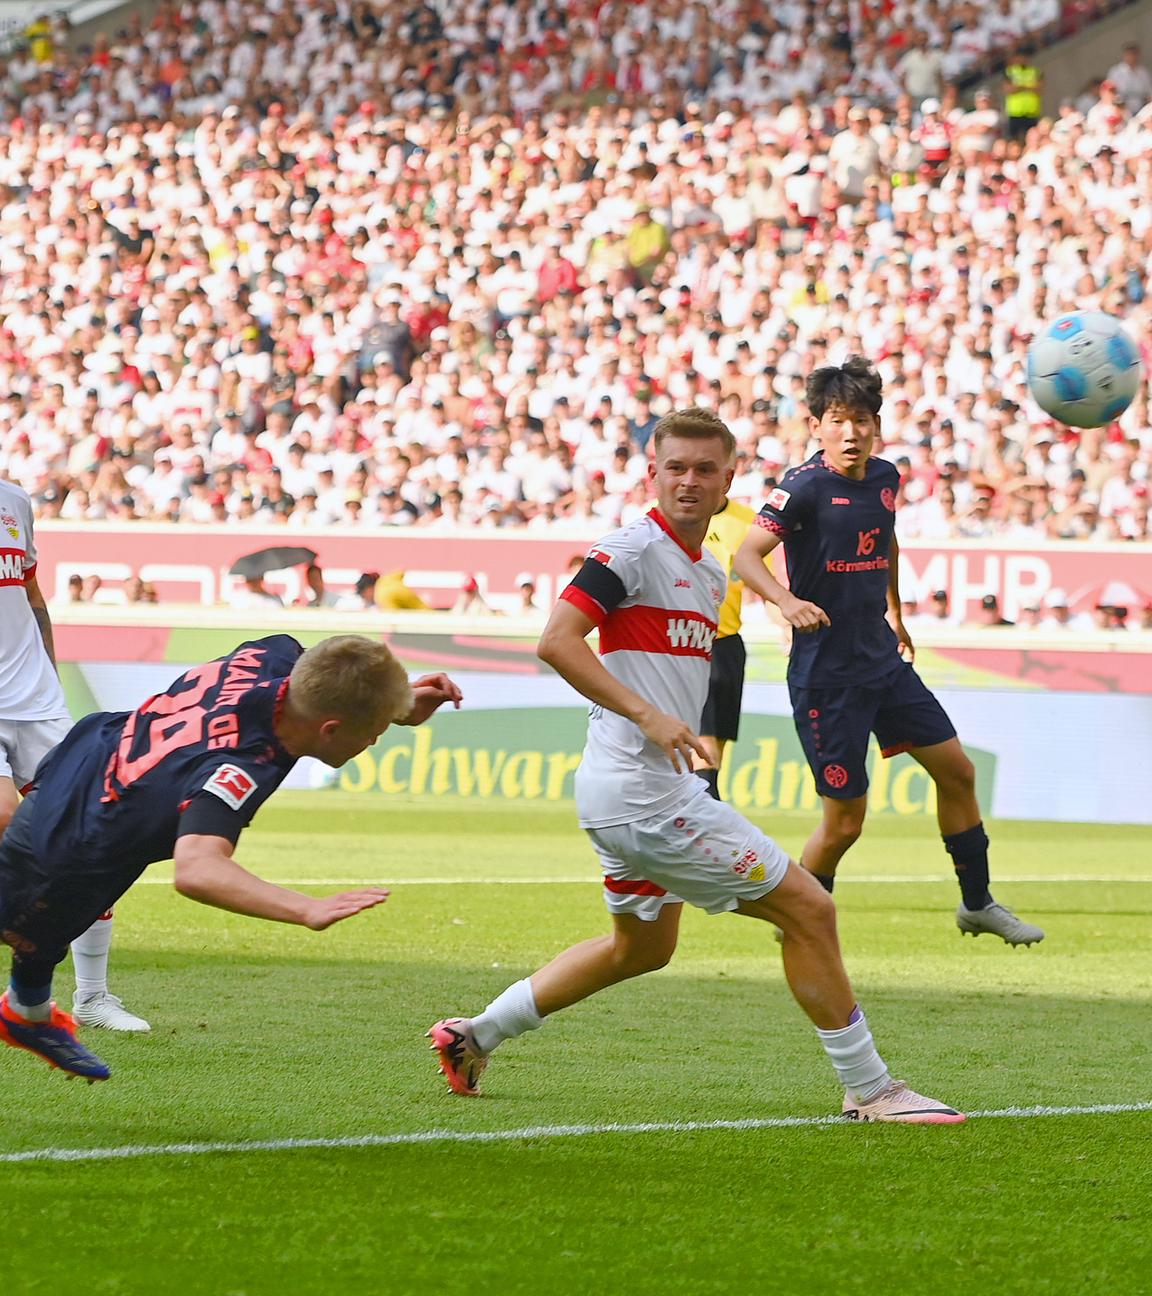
[1,512,18,539]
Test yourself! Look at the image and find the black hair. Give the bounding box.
[806,355,883,420]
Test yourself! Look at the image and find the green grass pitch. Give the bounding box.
[2,795,1150,1295]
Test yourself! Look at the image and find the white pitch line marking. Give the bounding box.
[2,1102,1149,1166]
[130,875,1152,887]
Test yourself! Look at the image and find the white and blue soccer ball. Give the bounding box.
[1026,311,1143,428]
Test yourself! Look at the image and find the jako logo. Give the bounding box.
[667,618,715,653]
[674,578,691,588]
[831,496,851,505]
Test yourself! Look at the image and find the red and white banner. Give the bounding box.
[32,522,1152,620]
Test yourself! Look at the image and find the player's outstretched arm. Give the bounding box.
[398,672,463,725]
[733,526,830,633]
[538,601,707,772]
[173,833,389,929]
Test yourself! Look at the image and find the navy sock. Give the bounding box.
[695,767,721,800]
[8,973,52,1017]
[943,822,992,910]
[10,953,56,1007]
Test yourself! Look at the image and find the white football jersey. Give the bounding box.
[0,479,68,721]
[562,510,727,828]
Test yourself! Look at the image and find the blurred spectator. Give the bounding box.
[335,571,380,611]
[376,571,430,611]
[229,576,283,610]
[1041,589,1093,631]
[926,588,960,627]
[302,564,339,609]
[66,574,84,603]
[1004,40,1044,139]
[0,0,1142,601]
[1095,604,1130,630]
[453,575,495,616]
[514,572,540,614]
[972,593,1015,627]
[1106,43,1152,114]
[23,11,55,63]
[898,591,927,628]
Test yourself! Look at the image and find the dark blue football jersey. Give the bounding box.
[28,636,304,871]
[757,453,903,688]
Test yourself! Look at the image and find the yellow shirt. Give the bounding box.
[376,573,430,611]
[704,499,769,638]
[1005,63,1041,118]
[25,18,53,63]
[626,219,670,272]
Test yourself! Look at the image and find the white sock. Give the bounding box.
[816,1007,891,1103]
[71,912,114,1000]
[8,987,51,1021]
[470,978,543,1055]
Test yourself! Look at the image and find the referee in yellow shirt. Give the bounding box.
[695,496,770,799]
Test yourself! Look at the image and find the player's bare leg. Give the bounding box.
[798,794,868,894]
[735,863,853,1028]
[530,906,683,1015]
[738,862,963,1123]
[912,738,980,836]
[0,775,18,838]
[428,907,682,1095]
[912,738,1044,947]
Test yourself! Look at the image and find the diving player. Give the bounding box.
[0,633,461,1080]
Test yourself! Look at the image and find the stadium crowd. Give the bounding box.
[0,0,1149,567]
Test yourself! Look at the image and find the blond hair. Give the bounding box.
[651,406,736,459]
[288,635,413,727]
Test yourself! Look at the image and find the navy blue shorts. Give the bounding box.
[0,790,130,968]
[790,663,957,800]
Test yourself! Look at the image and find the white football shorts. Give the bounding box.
[587,782,791,921]
[0,714,72,790]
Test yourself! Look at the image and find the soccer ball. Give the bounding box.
[1026,311,1143,428]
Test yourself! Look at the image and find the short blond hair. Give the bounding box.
[652,406,736,459]
[288,635,413,727]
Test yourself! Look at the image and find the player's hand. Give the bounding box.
[894,617,916,662]
[638,706,710,773]
[780,593,830,633]
[304,886,390,930]
[403,673,463,724]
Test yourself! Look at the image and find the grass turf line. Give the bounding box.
[1,797,1150,1295]
[4,1100,1152,1165]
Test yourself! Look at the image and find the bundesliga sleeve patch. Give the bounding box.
[203,763,257,810]
[766,487,791,510]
